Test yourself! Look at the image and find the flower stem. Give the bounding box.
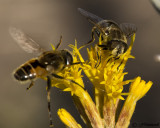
[103,97,119,128]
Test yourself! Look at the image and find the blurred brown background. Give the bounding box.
[0,0,160,128]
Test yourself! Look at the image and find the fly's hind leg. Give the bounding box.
[46,76,54,127]
[26,81,35,90]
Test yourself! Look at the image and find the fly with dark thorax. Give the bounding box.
[78,8,137,67]
[10,27,83,127]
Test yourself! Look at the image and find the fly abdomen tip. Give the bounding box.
[14,68,29,81]
[14,72,21,81]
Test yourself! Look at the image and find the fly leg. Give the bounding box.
[51,73,84,89]
[47,76,53,127]
[26,81,34,90]
[55,36,62,50]
[65,61,85,68]
[95,51,101,68]
[80,27,96,49]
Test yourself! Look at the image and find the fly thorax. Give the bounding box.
[38,51,65,73]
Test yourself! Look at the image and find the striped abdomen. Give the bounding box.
[14,59,43,81]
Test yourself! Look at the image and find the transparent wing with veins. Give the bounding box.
[78,8,137,37]
[9,27,45,54]
[78,8,119,33]
[119,23,137,38]
[78,8,104,24]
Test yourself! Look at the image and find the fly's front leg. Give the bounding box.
[87,27,96,45]
[47,76,53,127]
[80,27,96,49]
[95,51,101,68]
[55,35,62,50]
[51,73,84,89]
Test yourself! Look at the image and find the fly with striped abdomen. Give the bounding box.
[10,27,83,127]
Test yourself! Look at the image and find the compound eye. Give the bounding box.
[66,53,73,65]
[61,50,73,65]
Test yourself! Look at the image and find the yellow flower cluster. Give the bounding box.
[51,34,152,128]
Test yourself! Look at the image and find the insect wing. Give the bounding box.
[78,8,104,24]
[9,27,45,54]
[150,0,160,14]
[119,23,137,38]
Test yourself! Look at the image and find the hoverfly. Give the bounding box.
[78,8,137,66]
[10,27,82,127]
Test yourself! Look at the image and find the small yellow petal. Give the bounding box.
[50,43,55,51]
[132,33,136,43]
[137,81,153,100]
[63,88,72,92]
[129,76,141,93]
[116,76,152,128]
[95,76,99,79]
[58,108,82,128]
[129,55,135,58]
[92,69,97,76]
[118,95,125,100]
[121,92,130,96]
[100,81,106,85]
